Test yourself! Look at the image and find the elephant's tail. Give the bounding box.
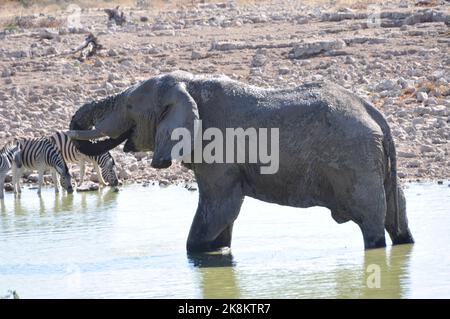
[386,130,400,236]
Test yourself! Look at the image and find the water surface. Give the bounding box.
[0,182,449,298]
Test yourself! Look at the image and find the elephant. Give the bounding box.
[68,71,414,253]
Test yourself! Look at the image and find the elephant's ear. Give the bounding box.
[151,82,200,168]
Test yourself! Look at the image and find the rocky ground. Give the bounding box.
[0,0,449,189]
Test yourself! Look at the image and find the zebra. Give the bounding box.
[0,141,21,199]
[14,138,73,195]
[49,131,118,187]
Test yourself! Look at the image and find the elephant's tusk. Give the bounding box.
[66,130,106,140]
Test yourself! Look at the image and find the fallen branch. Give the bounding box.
[73,33,103,61]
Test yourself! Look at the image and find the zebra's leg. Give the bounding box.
[0,172,5,200]
[94,163,106,187]
[37,167,44,196]
[79,160,85,186]
[52,169,60,194]
[12,166,22,195]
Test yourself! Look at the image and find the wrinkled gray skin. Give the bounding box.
[69,71,414,253]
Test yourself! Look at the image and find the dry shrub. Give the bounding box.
[2,15,64,30]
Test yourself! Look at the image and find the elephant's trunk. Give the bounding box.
[69,95,131,156]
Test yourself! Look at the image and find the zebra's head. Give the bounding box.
[98,153,119,186]
[48,142,74,193]
[58,162,74,194]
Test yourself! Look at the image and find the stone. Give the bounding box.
[420,144,434,153]
[344,56,355,64]
[398,151,417,158]
[27,174,39,183]
[1,68,14,77]
[291,39,346,59]
[107,48,118,56]
[251,53,267,67]
[8,51,28,58]
[431,105,448,116]
[39,29,59,40]
[118,168,131,180]
[278,66,290,75]
[375,79,401,92]
[76,182,99,192]
[191,50,203,60]
[416,91,428,102]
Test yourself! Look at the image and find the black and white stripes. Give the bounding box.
[50,131,118,187]
[0,141,21,199]
[14,138,73,195]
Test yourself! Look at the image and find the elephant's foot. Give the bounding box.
[186,240,231,254]
[187,225,233,253]
[392,229,414,245]
[360,223,386,250]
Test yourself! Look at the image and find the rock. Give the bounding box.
[104,82,114,90]
[158,179,169,187]
[251,53,267,67]
[375,79,401,92]
[344,56,355,64]
[94,59,105,67]
[407,160,421,168]
[291,39,346,59]
[420,144,434,153]
[4,183,14,192]
[398,151,417,158]
[129,163,139,172]
[1,68,14,77]
[8,51,28,58]
[210,41,247,51]
[46,47,58,55]
[398,172,407,179]
[140,16,149,22]
[76,182,99,192]
[27,174,39,183]
[107,48,118,57]
[39,29,59,40]
[191,50,203,60]
[90,172,99,183]
[118,168,131,180]
[416,91,428,102]
[431,105,448,116]
[278,66,290,75]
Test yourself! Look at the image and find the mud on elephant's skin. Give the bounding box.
[68,71,414,253]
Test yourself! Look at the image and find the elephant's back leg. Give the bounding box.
[349,176,387,249]
[325,158,387,249]
[385,184,414,245]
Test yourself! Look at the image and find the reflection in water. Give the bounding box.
[333,245,413,298]
[188,252,241,299]
[0,183,448,298]
[361,244,413,298]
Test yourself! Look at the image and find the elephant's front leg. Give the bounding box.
[186,179,244,253]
